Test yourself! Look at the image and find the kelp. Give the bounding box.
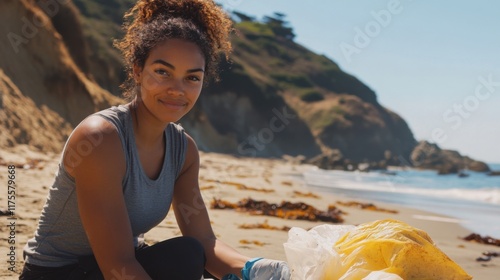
[204,179,275,193]
[463,233,500,246]
[239,239,267,246]
[211,197,344,223]
[238,220,291,232]
[476,251,500,262]
[293,191,321,199]
[336,200,398,214]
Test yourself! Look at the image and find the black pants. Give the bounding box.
[20,236,208,280]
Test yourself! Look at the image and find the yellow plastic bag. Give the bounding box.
[284,219,472,280]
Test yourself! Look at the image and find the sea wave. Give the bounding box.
[303,169,500,205]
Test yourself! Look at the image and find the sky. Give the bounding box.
[216,0,500,164]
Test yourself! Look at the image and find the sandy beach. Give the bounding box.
[0,145,498,279]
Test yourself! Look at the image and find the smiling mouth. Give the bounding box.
[158,99,187,109]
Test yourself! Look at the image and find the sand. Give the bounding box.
[0,145,498,279]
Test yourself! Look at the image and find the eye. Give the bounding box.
[186,75,202,82]
[154,69,169,76]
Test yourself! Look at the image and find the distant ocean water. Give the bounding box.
[302,163,500,237]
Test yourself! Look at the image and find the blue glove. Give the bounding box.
[242,257,291,280]
[221,274,240,280]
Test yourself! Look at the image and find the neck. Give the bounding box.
[129,98,167,149]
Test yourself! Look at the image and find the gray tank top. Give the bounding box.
[23,105,187,267]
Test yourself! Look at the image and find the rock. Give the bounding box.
[438,164,460,175]
[307,150,352,170]
[465,159,490,172]
[411,141,490,173]
[488,171,500,176]
[381,170,397,176]
[458,171,470,178]
[357,163,370,172]
[307,149,392,172]
[282,154,306,165]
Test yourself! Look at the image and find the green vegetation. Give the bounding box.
[309,105,348,131]
[236,21,274,37]
[299,89,325,103]
[73,0,135,22]
[263,12,296,40]
[270,73,313,88]
[72,0,135,95]
[235,12,295,40]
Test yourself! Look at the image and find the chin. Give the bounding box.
[159,112,185,124]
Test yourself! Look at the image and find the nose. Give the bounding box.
[166,78,185,96]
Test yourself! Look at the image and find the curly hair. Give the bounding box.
[114,0,233,100]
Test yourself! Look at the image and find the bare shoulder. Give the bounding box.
[63,115,125,178]
[179,132,200,176]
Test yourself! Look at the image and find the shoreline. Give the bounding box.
[0,147,498,279]
[307,182,500,237]
[303,167,500,237]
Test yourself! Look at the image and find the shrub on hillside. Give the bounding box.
[300,89,324,102]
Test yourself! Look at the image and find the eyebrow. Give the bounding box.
[152,59,204,73]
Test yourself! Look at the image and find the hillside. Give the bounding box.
[0,0,489,172]
[0,0,121,152]
[215,18,417,161]
[61,2,417,161]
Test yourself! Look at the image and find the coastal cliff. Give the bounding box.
[0,0,120,152]
[68,2,418,162]
[0,1,489,172]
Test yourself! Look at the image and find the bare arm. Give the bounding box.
[65,116,151,280]
[172,134,250,278]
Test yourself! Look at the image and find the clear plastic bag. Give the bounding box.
[283,224,352,280]
[283,224,403,280]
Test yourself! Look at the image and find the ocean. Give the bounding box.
[302,163,500,237]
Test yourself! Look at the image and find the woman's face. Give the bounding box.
[134,38,205,123]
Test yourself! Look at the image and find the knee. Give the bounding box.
[175,236,206,265]
[179,236,205,256]
[139,236,206,279]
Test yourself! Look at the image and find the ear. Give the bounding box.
[132,64,142,84]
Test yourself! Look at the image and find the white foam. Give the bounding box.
[412,215,463,223]
[304,170,500,205]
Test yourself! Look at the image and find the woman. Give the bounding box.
[20,0,290,279]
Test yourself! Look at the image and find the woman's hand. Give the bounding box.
[243,258,291,280]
